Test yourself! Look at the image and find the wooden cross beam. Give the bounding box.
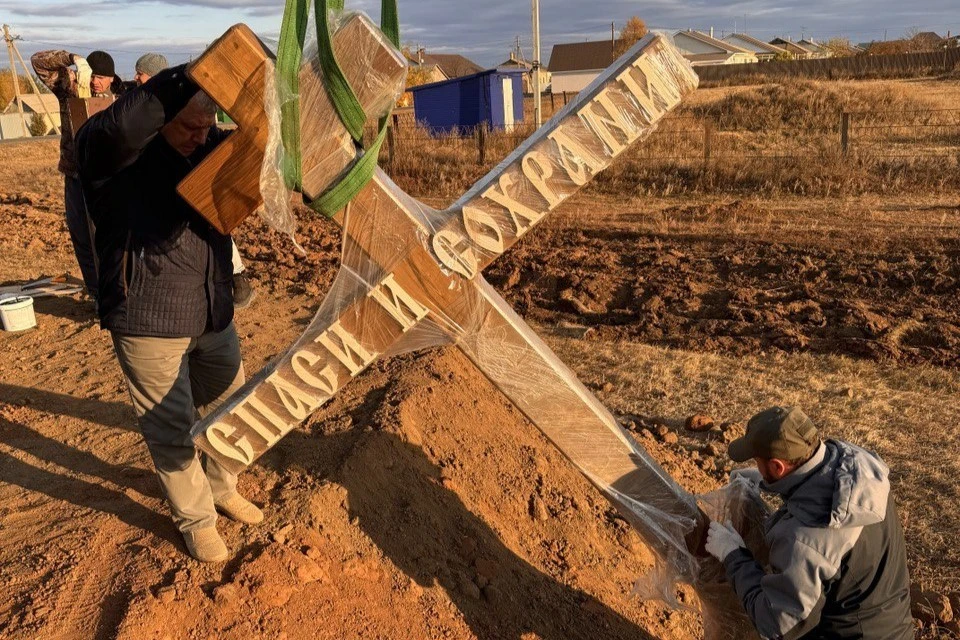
[177,17,407,233]
[180,21,718,586]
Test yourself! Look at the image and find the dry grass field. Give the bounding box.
[0,74,958,638]
[387,76,960,200]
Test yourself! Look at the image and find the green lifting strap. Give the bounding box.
[277,0,401,216]
[277,0,308,191]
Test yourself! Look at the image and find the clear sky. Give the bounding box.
[2,0,958,79]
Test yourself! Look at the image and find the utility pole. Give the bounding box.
[12,39,59,134]
[3,24,28,136]
[3,24,59,136]
[532,0,542,128]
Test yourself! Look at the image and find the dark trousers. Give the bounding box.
[63,175,98,298]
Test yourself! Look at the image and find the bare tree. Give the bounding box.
[825,37,856,57]
[613,16,648,58]
[902,26,922,41]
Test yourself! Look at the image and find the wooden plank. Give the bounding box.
[67,96,114,136]
[430,34,699,280]
[176,24,272,234]
[299,16,406,199]
[176,16,406,234]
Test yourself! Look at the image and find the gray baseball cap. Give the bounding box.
[728,406,819,462]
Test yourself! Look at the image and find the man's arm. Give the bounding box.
[724,537,837,640]
[30,50,77,97]
[76,65,199,184]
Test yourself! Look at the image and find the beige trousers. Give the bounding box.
[112,323,245,532]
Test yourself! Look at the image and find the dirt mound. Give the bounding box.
[87,347,729,640]
[232,205,342,297]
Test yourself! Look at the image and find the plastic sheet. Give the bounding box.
[631,475,771,639]
[259,9,408,246]
[189,12,765,637]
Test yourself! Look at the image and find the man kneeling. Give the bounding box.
[706,406,912,639]
[76,65,262,562]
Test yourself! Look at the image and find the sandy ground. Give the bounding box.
[1,140,958,638]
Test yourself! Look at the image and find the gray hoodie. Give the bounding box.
[723,439,913,640]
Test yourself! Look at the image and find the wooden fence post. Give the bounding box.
[387,123,395,164]
[477,124,486,165]
[703,120,713,165]
[563,91,568,105]
[840,112,850,155]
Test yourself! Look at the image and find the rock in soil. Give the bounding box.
[685,414,715,432]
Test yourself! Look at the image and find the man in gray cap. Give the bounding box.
[134,53,168,86]
[705,406,913,639]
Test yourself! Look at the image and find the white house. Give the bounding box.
[1,94,61,138]
[769,38,817,59]
[672,30,758,66]
[797,39,833,58]
[722,33,789,61]
[547,39,621,94]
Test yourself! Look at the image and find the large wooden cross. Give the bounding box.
[178,18,734,601]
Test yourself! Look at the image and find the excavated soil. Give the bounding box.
[0,187,729,640]
[485,200,960,368]
[234,198,960,370]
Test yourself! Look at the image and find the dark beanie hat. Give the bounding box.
[87,50,115,77]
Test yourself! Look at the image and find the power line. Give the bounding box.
[16,37,205,56]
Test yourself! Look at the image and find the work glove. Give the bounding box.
[705,520,746,562]
[730,467,763,485]
[74,56,92,98]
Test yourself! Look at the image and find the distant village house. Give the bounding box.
[497,51,551,95]
[671,30,758,66]
[1,93,60,139]
[722,33,789,61]
[546,38,622,94]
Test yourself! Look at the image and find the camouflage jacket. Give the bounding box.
[31,50,79,175]
[30,49,116,177]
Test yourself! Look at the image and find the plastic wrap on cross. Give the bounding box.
[176,10,767,638]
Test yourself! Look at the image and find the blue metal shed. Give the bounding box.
[409,68,525,133]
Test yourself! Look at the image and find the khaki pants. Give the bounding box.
[112,323,245,532]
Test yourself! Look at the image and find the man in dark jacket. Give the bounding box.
[705,406,913,639]
[31,49,121,300]
[76,65,262,562]
[129,52,256,309]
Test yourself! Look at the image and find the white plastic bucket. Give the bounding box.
[0,296,37,331]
